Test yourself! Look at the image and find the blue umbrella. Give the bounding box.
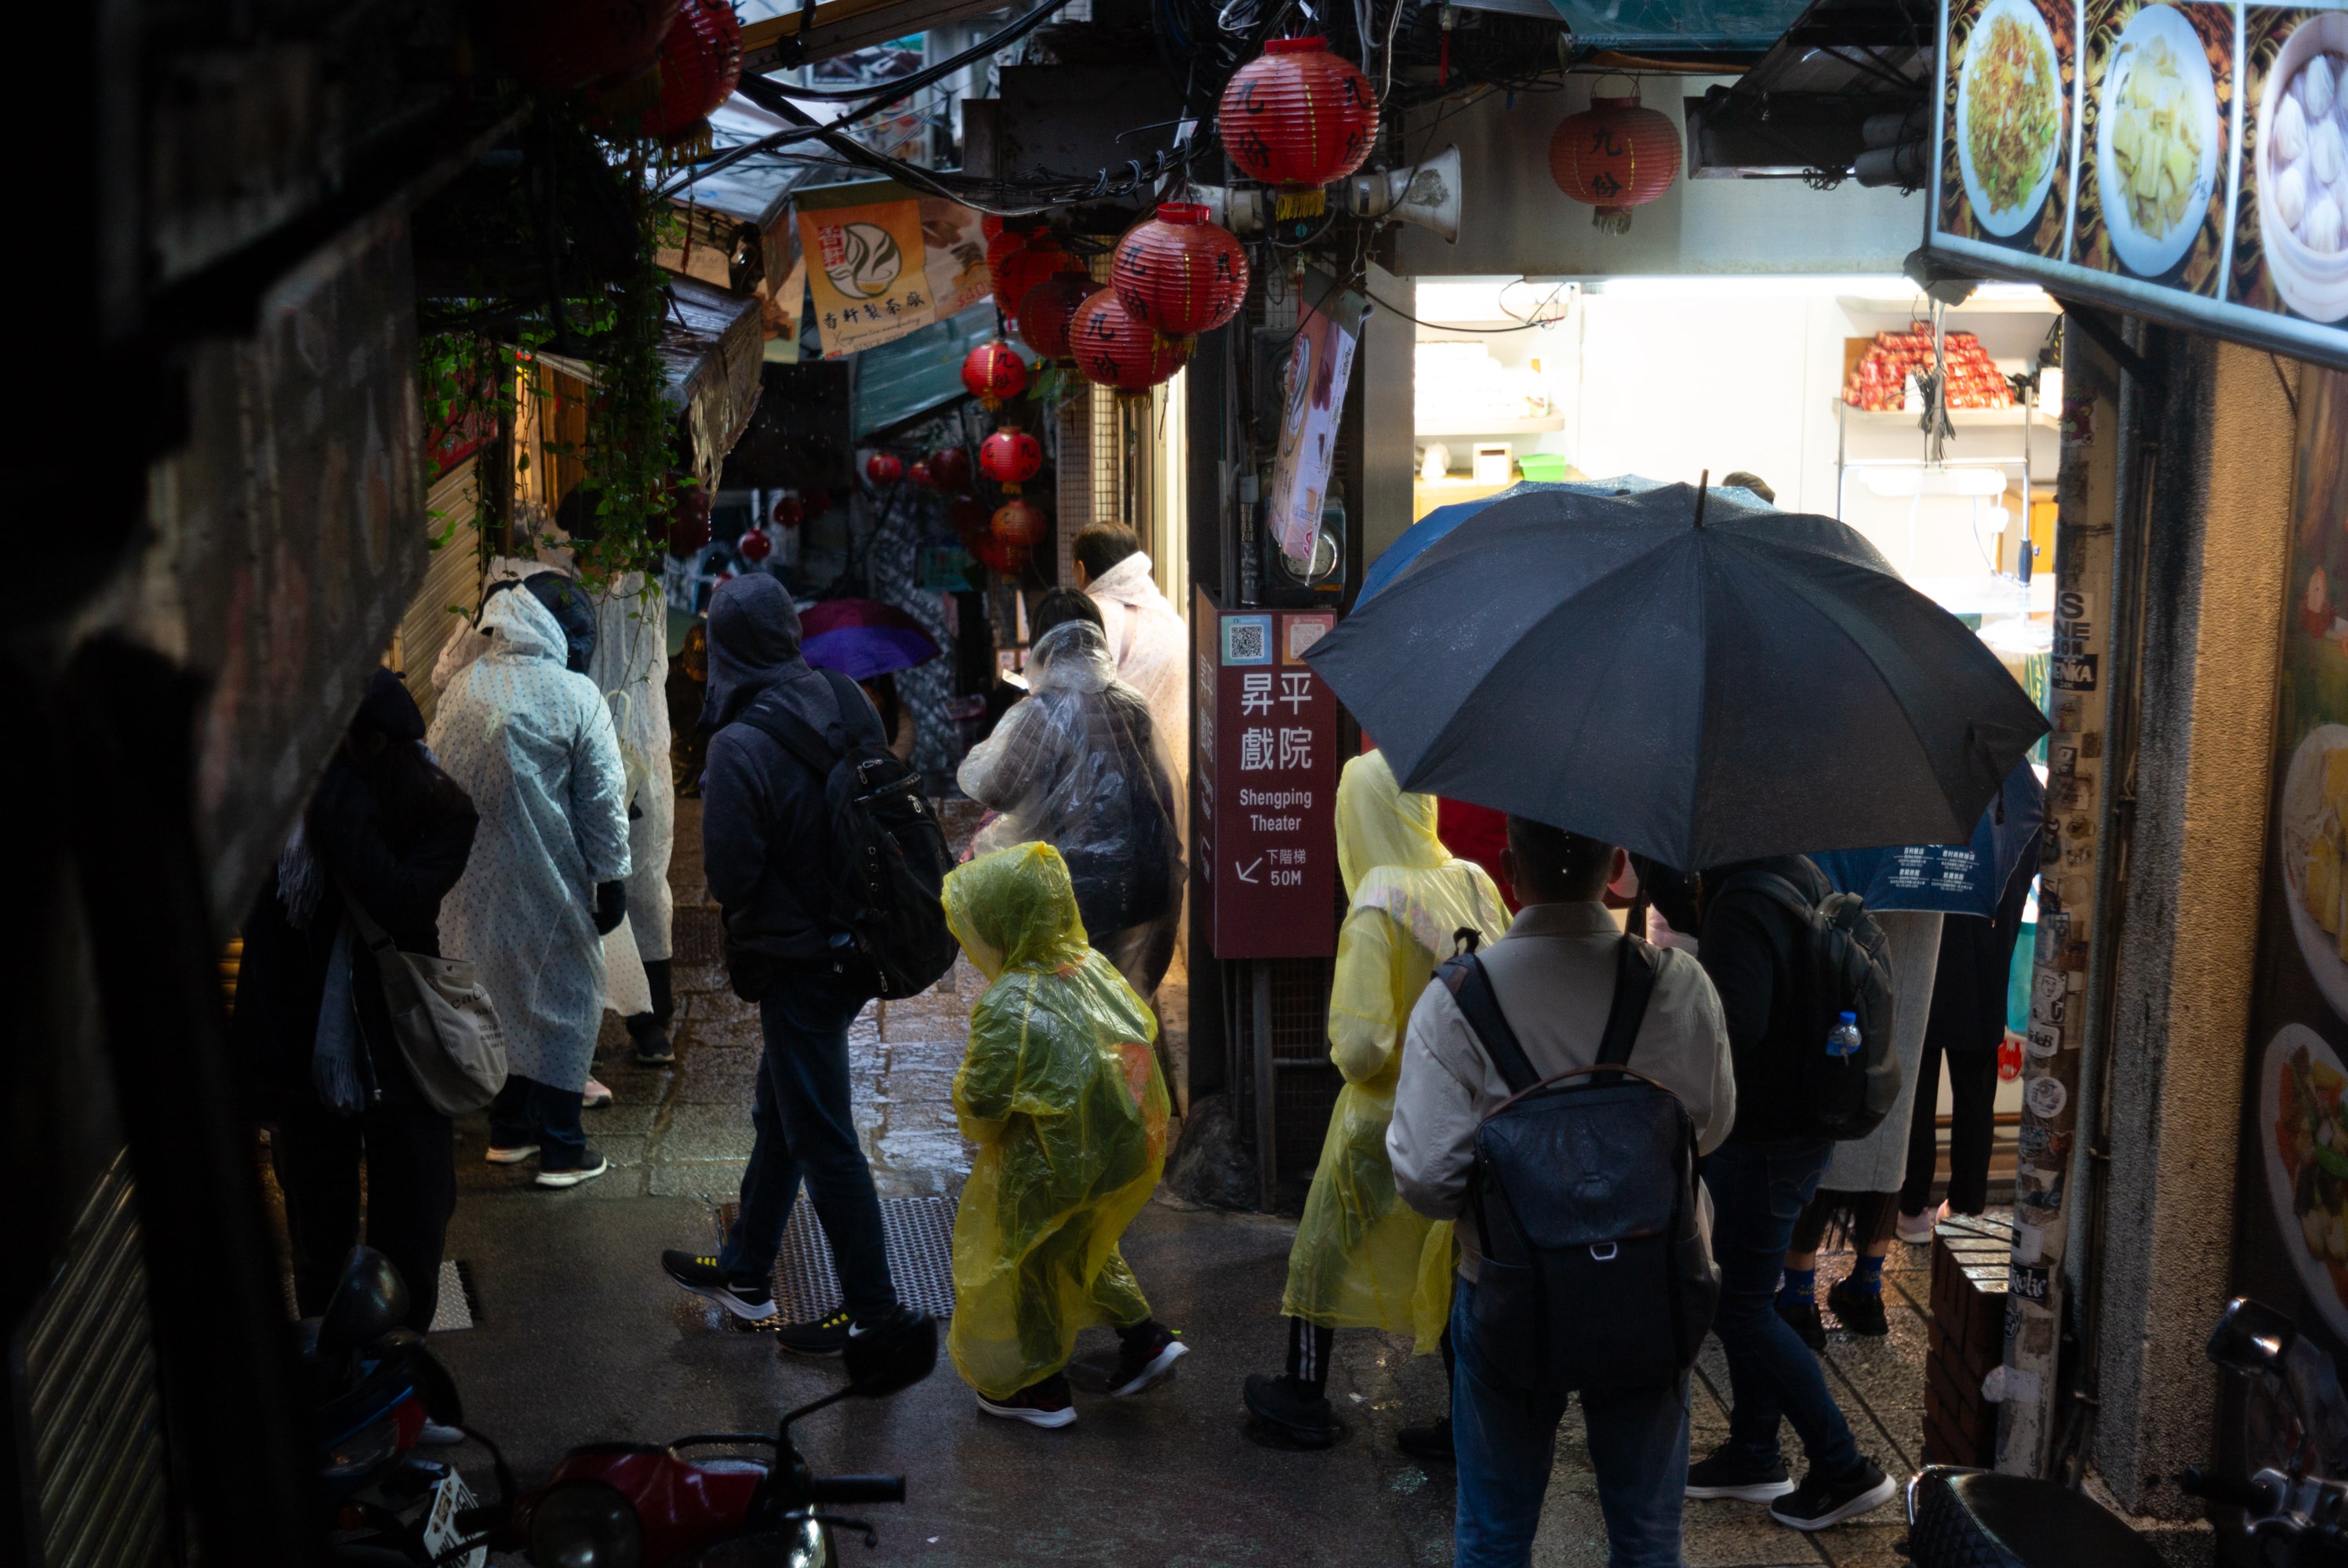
[1809,760,2045,918]
[1359,477,1777,603]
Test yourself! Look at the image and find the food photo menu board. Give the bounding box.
[1931,0,2348,367]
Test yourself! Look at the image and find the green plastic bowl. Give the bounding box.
[1517,453,1568,482]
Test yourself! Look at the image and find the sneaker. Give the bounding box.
[629,1018,675,1066]
[582,1077,614,1109]
[1826,1277,1890,1337]
[1242,1372,1336,1447]
[772,1308,853,1357]
[533,1150,609,1189]
[1686,1446,1797,1501]
[1777,1296,1827,1352]
[661,1250,777,1322]
[1895,1202,1947,1246]
[484,1142,539,1165]
[976,1373,1076,1428]
[1107,1326,1189,1396]
[1397,1416,1454,1465]
[1768,1459,1897,1530]
[416,1421,466,1446]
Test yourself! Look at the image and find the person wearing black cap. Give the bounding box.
[233,669,480,1330]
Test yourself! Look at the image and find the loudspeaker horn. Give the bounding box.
[1337,145,1461,243]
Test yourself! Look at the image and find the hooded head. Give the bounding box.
[481,571,597,673]
[943,842,1090,982]
[354,666,426,743]
[1336,749,1448,897]
[1027,619,1118,696]
[475,575,574,669]
[703,575,806,730]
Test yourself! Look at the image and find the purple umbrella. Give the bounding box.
[799,597,942,681]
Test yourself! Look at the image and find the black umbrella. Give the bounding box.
[1304,482,2049,870]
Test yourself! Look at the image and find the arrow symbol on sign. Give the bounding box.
[1235,857,1263,884]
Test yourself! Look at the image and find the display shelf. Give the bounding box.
[1415,412,1567,437]
[1836,404,2060,429]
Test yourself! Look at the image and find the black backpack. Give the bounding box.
[730,669,958,1004]
[1438,936,1720,1395]
[1715,867,1899,1141]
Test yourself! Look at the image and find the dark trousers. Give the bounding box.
[1706,1138,1863,1478]
[717,970,898,1319]
[1899,1037,2000,1215]
[1451,1277,1691,1567]
[488,1074,587,1163]
[628,958,674,1029]
[272,1098,456,1333]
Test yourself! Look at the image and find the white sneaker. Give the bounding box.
[1895,1201,1947,1246]
[484,1143,540,1165]
[417,1421,466,1446]
[583,1077,615,1109]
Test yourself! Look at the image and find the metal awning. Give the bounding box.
[661,276,767,486]
[738,0,1012,69]
[1682,0,1935,176]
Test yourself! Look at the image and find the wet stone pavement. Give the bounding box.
[427,801,1934,1566]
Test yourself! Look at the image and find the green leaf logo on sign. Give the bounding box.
[824,221,903,299]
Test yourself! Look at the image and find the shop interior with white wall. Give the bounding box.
[1407,270,2058,1137]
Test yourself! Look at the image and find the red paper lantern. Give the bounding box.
[992,497,1050,550]
[1547,81,1681,234]
[993,236,1077,320]
[1217,38,1379,214]
[960,340,1030,410]
[602,0,742,143]
[976,535,1030,574]
[949,495,991,546]
[1070,292,1189,392]
[770,494,805,529]
[1112,203,1251,342]
[1015,273,1100,363]
[866,452,904,485]
[478,0,680,90]
[929,446,973,492]
[736,528,772,562]
[980,427,1044,494]
[907,460,936,489]
[983,213,1006,242]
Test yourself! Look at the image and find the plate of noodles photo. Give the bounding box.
[1958,0,2066,237]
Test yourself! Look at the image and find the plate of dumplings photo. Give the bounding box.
[2257,13,2348,321]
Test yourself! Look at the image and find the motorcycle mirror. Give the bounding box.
[842,1311,939,1399]
[317,1247,409,1358]
[2207,1297,2298,1379]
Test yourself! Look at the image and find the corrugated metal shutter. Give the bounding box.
[392,459,485,731]
[18,1152,171,1568]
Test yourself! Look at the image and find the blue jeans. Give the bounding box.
[1452,1276,1692,1567]
[489,1075,586,1163]
[718,970,898,1319]
[1704,1138,1863,1477]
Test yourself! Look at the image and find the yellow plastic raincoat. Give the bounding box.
[1281,751,1510,1351]
[943,843,1172,1399]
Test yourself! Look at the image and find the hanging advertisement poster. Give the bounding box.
[1264,270,1367,561]
[1928,0,2348,368]
[794,179,990,358]
[2227,366,2348,1486]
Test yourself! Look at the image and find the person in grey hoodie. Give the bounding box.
[657,575,910,1354]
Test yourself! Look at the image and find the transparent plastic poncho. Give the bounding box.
[1281,750,1511,1350]
[943,843,1172,1399]
[957,621,1183,942]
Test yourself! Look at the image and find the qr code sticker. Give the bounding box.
[1226,619,1268,664]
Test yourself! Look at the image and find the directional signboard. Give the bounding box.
[1194,589,1340,959]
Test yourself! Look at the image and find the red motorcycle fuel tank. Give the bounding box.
[528,1443,769,1566]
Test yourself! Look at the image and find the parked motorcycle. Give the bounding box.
[1905,1297,2347,1567]
[516,1308,940,1567]
[302,1247,511,1568]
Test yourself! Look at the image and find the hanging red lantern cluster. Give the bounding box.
[960,340,1030,410]
[991,234,1078,321]
[771,494,805,529]
[1548,80,1681,234]
[594,0,742,144]
[929,446,973,492]
[1015,273,1099,362]
[736,527,773,563]
[480,0,682,90]
[1216,38,1380,216]
[992,498,1050,558]
[980,427,1044,494]
[1071,292,1188,393]
[949,495,992,550]
[1111,203,1250,344]
[866,451,904,485]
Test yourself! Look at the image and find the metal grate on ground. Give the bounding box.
[715,1196,959,1327]
[427,1258,483,1332]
